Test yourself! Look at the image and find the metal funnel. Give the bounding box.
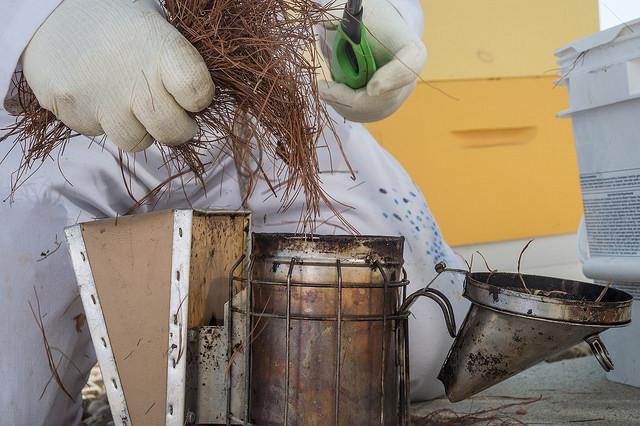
[438,272,633,403]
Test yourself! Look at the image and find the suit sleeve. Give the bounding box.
[1,0,63,110]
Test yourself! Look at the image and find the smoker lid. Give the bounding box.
[251,233,405,265]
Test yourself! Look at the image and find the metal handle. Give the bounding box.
[585,334,614,372]
[399,287,457,338]
[399,262,464,338]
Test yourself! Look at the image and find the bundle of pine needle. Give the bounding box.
[1,0,352,231]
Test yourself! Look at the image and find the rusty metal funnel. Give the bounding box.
[437,272,633,403]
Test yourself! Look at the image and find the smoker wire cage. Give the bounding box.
[210,233,457,425]
[225,233,411,425]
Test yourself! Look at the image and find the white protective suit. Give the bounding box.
[0,0,470,424]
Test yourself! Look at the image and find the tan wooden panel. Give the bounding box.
[188,211,249,327]
[81,211,174,425]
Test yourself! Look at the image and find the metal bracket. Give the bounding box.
[166,209,194,425]
[65,224,132,426]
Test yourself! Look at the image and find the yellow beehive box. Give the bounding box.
[367,1,599,246]
[368,76,585,246]
[419,0,599,81]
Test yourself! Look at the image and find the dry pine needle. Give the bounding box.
[1,0,352,232]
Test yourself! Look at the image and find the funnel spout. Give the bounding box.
[437,272,632,403]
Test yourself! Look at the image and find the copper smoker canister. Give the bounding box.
[246,233,409,425]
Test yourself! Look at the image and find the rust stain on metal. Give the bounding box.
[466,352,509,381]
[440,270,633,403]
[252,233,404,264]
[248,233,406,425]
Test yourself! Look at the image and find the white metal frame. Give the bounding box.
[65,224,132,426]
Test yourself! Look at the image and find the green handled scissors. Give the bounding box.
[331,0,377,89]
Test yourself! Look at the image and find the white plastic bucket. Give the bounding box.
[557,18,640,387]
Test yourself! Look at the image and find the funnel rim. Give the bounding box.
[467,301,632,328]
[464,272,633,325]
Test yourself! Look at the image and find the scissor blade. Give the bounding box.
[342,0,363,43]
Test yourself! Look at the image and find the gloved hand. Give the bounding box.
[21,0,215,152]
[319,0,427,123]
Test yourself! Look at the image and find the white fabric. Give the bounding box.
[0,1,469,424]
[318,0,428,122]
[0,0,63,107]
[21,0,215,152]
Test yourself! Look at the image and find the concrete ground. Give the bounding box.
[411,355,640,425]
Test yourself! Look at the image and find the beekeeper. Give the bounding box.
[0,0,469,423]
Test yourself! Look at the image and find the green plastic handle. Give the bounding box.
[331,25,377,89]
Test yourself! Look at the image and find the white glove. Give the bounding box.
[319,0,427,122]
[21,0,215,152]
